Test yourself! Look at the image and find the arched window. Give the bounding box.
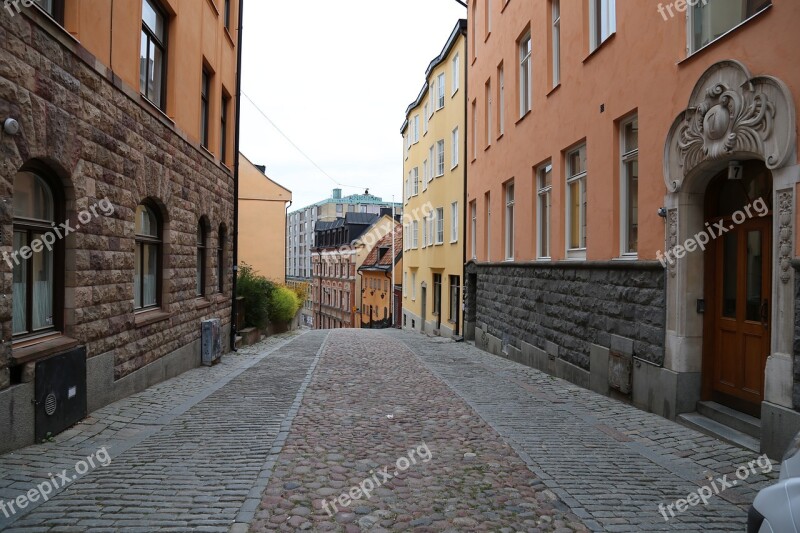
[196,219,208,297]
[134,202,161,310]
[217,225,226,293]
[12,170,62,336]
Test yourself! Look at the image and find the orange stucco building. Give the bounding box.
[466,0,800,457]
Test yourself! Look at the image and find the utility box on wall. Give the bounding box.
[34,346,87,442]
[201,318,222,366]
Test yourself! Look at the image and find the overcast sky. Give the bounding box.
[238,0,467,210]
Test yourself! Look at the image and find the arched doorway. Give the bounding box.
[702,161,772,416]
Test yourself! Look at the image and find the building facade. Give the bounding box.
[238,154,291,282]
[401,20,467,339]
[287,189,401,327]
[0,0,240,453]
[358,222,402,329]
[466,0,800,457]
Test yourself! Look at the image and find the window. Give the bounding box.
[552,0,561,86]
[451,128,459,169]
[452,53,460,94]
[566,145,588,254]
[34,0,64,23]
[12,170,62,337]
[200,69,211,148]
[470,201,477,259]
[436,140,445,176]
[412,220,419,248]
[498,64,505,136]
[471,0,478,61]
[485,0,492,37]
[436,207,444,244]
[449,275,460,322]
[422,160,428,191]
[472,100,478,159]
[141,0,168,110]
[690,0,771,52]
[590,0,616,51]
[134,202,162,310]
[218,225,226,292]
[519,33,532,116]
[197,220,208,297]
[423,104,429,133]
[412,167,419,195]
[450,201,459,242]
[412,271,417,300]
[428,146,435,183]
[413,115,420,143]
[220,93,230,163]
[504,182,515,260]
[224,0,231,29]
[428,95,434,119]
[485,192,491,261]
[336,203,343,215]
[403,272,407,297]
[485,78,492,148]
[436,73,446,109]
[621,116,639,255]
[537,163,552,258]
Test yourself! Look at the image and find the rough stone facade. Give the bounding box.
[0,12,233,388]
[794,263,800,411]
[468,262,666,370]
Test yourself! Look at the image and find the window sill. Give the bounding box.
[195,297,213,310]
[496,132,504,142]
[450,240,458,245]
[547,83,561,97]
[615,254,639,261]
[12,334,80,366]
[451,88,459,98]
[583,32,616,64]
[680,5,772,64]
[140,94,174,124]
[224,27,236,48]
[484,31,491,43]
[135,309,172,328]
[516,109,531,125]
[484,144,491,152]
[451,164,458,170]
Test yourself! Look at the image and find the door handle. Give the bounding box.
[761,299,769,327]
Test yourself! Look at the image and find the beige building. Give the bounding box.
[238,154,292,283]
[401,20,467,338]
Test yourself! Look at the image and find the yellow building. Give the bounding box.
[400,20,466,338]
[238,154,292,283]
[358,221,402,328]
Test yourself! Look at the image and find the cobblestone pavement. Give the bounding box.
[389,330,779,532]
[251,329,589,533]
[0,329,326,532]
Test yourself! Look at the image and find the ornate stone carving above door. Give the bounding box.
[664,61,796,192]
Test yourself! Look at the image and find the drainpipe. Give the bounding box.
[285,200,292,283]
[461,22,468,338]
[230,0,245,351]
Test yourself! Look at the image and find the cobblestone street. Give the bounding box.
[0,329,779,532]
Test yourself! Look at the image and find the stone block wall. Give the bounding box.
[0,10,234,388]
[794,264,800,411]
[470,261,666,370]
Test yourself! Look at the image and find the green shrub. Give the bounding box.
[236,263,275,329]
[291,282,309,304]
[269,285,301,324]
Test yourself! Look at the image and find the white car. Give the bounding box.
[749,433,800,533]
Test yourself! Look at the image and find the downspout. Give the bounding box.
[358,270,364,328]
[285,200,292,282]
[461,24,468,338]
[230,0,245,351]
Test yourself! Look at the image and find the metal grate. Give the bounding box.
[44,393,57,416]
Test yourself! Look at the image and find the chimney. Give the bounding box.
[332,188,342,199]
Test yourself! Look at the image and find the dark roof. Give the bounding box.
[314,219,343,231]
[344,212,380,225]
[358,225,403,271]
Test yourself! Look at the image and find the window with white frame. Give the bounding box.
[485,78,492,147]
[403,271,407,297]
[412,220,419,248]
[504,182,515,260]
[537,162,552,258]
[519,33,532,116]
[404,133,409,160]
[436,207,444,244]
[436,73,445,109]
[422,215,428,248]
[690,0,771,53]
[422,159,428,191]
[472,100,478,159]
[428,146,435,184]
[428,93,434,119]
[621,116,638,255]
[590,0,616,51]
[566,145,587,254]
[452,53,460,94]
[413,115,420,143]
[436,140,445,176]
[412,270,417,299]
[423,104,429,133]
[451,128,459,168]
[470,201,477,259]
[450,201,459,242]
[552,0,561,86]
[485,192,491,261]
[412,167,419,195]
[428,213,435,246]
[498,64,505,136]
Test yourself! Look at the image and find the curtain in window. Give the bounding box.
[32,236,53,330]
[12,232,26,335]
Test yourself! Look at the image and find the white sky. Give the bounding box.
[239,0,467,210]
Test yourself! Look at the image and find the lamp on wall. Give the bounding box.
[3,118,20,136]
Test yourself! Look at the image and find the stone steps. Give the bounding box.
[678,412,760,453]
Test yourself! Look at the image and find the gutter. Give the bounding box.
[230,0,245,351]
